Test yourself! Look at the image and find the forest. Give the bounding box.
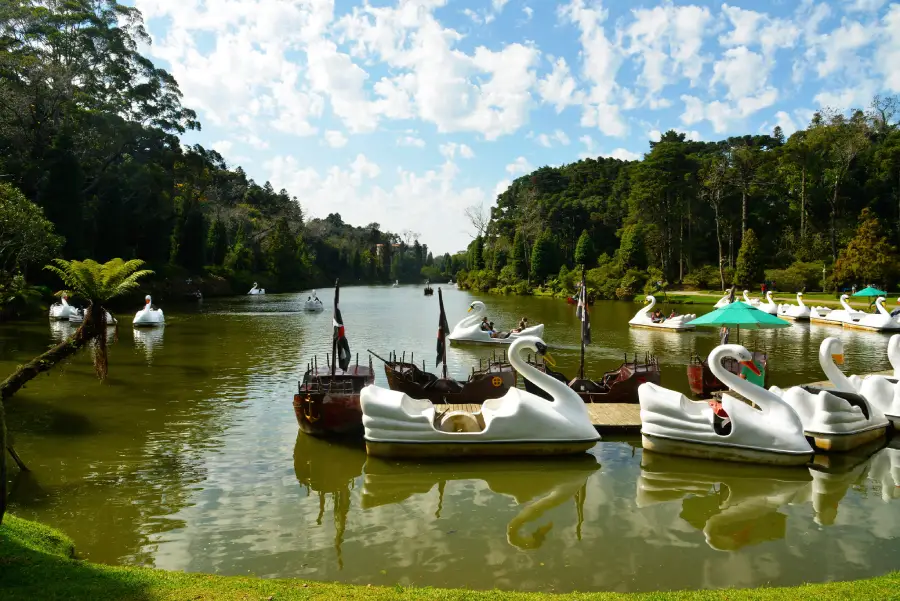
[0,1,440,318]
[456,97,900,300]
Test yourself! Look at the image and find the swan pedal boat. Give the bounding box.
[777,292,810,321]
[381,352,517,404]
[846,334,900,428]
[742,290,761,307]
[133,295,165,327]
[303,291,324,312]
[639,344,814,466]
[248,282,265,295]
[628,295,696,331]
[48,295,75,320]
[714,290,735,309]
[809,294,864,325]
[68,307,117,325]
[769,337,888,452]
[448,301,545,345]
[361,336,601,458]
[840,297,900,332]
[756,291,779,315]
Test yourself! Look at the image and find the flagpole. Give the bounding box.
[579,267,586,380]
[331,279,339,382]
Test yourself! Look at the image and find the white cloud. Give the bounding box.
[578,134,596,159]
[814,81,878,110]
[323,130,348,148]
[559,0,628,137]
[880,5,900,92]
[267,153,485,253]
[774,111,798,136]
[506,157,534,176]
[719,5,799,57]
[845,0,887,12]
[523,6,534,21]
[211,140,233,154]
[536,129,571,148]
[439,142,475,159]
[680,95,705,125]
[711,46,771,100]
[815,20,877,78]
[647,128,702,141]
[623,2,712,97]
[459,144,475,159]
[606,148,642,161]
[398,136,426,148]
[537,57,583,113]
[236,133,270,150]
[463,0,510,25]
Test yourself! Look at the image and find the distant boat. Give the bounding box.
[392,280,399,288]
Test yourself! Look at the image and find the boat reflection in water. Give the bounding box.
[293,434,365,569]
[48,319,77,343]
[807,437,888,526]
[133,326,165,364]
[360,455,599,550]
[636,451,811,551]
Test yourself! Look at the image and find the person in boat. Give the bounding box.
[488,321,499,338]
[480,316,491,331]
[512,316,528,333]
[720,326,729,345]
[651,310,664,323]
[668,310,677,319]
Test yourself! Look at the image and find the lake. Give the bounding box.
[2,285,899,593]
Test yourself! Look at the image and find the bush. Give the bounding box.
[514,281,530,295]
[734,229,764,288]
[683,265,721,289]
[765,261,826,293]
[616,268,648,301]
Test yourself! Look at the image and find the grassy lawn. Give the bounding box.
[2,515,899,601]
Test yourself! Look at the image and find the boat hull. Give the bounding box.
[805,425,888,452]
[293,393,363,437]
[641,433,812,466]
[628,323,694,331]
[384,363,516,404]
[841,322,900,332]
[365,439,599,459]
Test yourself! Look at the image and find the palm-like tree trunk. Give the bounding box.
[0,306,105,525]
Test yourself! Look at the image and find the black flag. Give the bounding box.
[436,288,450,369]
[333,280,351,371]
[576,271,591,345]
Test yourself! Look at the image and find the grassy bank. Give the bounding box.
[2,515,899,601]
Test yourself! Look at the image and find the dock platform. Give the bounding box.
[444,403,642,434]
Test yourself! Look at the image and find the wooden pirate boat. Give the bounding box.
[687,351,768,397]
[293,280,375,437]
[524,353,660,404]
[524,270,661,404]
[374,349,516,404]
[424,281,434,296]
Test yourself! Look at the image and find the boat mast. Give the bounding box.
[579,266,586,380]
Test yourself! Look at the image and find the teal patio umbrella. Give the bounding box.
[690,302,789,386]
[852,286,887,297]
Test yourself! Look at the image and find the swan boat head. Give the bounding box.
[640,344,813,462]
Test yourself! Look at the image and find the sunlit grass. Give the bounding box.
[1,515,898,600]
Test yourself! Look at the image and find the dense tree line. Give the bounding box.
[0,1,436,316]
[457,97,900,298]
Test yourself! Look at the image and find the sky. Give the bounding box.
[132,0,900,254]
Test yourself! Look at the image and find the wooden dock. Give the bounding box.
[444,403,642,434]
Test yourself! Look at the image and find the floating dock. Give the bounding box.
[445,403,642,434]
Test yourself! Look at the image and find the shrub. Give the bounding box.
[683,265,721,289]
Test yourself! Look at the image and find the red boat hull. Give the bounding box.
[293,393,364,437]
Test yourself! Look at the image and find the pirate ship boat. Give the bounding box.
[293,280,375,437]
[687,352,768,397]
[424,280,434,296]
[523,270,661,403]
[372,288,516,404]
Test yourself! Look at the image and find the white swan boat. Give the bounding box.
[628,295,696,331]
[639,344,814,466]
[757,291,779,315]
[248,282,265,295]
[360,336,601,458]
[847,334,900,428]
[48,295,75,321]
[777,292,810,321]
[842,297,900,332]
[447,301,544,344]
[809,294,864,325]
[714,290,735,309]
[133,295,165,327]
[303,290,324,312]
[392,280,399,288]
[742,290,761,307]
[769,337,888,452]
[68,307,117,325]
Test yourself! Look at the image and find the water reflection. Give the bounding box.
[48,319,76,343]
[636,452,811,551]
[133,327,165,364]
[360,456,598,551]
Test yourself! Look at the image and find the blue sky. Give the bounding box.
[133,0,900,254]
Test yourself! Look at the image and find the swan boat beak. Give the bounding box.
[739,360,761,376]
[541,351,557,367]
[467,306,473,313]
[831,353,844,365]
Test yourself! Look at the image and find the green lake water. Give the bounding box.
[2,286,900,593]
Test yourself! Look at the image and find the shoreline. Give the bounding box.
[2,515,898,600]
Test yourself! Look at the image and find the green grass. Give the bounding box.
[2,515,899,600]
